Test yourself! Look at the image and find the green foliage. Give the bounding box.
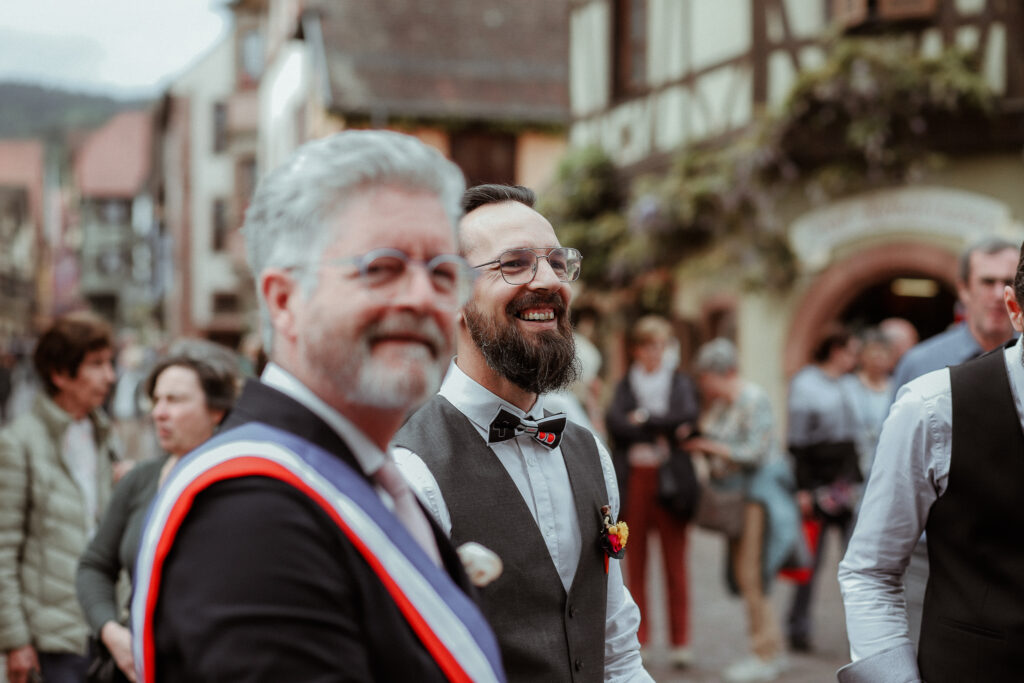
[541,36,994,294]
[538,147,630,283]
[772,36,991,184]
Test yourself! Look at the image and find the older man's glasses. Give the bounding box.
[472,247,582,285]
[321,248,475,308]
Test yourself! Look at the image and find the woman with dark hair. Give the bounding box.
[76,339,240,682]
[605,315,700,668]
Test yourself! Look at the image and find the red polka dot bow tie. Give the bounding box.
[487,408,567,449]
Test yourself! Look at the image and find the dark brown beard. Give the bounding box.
[464,293,580,395]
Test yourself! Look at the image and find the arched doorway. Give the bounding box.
[784,241,958,376]
[841,276,957,340]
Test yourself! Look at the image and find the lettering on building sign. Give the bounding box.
[790,186,1022,270]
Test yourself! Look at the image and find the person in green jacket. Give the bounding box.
[0,312,118,683]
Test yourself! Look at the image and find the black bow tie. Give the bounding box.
[488,408,567,449]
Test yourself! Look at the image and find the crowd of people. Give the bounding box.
[0,129,1018,683]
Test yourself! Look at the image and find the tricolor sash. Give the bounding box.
[130,422,505,682]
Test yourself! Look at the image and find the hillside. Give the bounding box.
[0,81,150,139]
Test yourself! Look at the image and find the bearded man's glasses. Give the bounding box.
[472,247,582,285]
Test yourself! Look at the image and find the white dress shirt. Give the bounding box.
[838,335,1024,678]
[261,363,395,508]
[393,361,651,682]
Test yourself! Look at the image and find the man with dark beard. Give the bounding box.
[393,184,651,683]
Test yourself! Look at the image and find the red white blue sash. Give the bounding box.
[131,422,505,682]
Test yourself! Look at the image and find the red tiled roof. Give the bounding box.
[0,139,46,224]
[0,139,45,186]
[306,0,570,125]
[74,110,153,198]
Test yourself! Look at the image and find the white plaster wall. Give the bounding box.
[984,23,1006,95]
[570,2,612,117]
[739,291,792,435]
[601,98,656,166]
[647,0,688,86]
[955,0,985,15]
[768,50,798,110]
[691,64,752,139]
[171,33,239,329]
[260,41,310,174]
[691,0,750,71]
[780,0,827,39]
[654,85,689,153]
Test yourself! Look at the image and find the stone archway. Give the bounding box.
[783,241,957,377]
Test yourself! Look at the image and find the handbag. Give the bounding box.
[694,483,745,539]
[656,449,700,521]
[86,637,131,683]
[779,518,820,585]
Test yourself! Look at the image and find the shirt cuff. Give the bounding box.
[836,643,919,683]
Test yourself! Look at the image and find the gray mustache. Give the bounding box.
[367,313,449,358]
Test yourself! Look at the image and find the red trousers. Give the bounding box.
[624,464,690,646]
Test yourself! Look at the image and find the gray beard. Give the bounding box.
[304,314,447,412]
[346,348,443,410]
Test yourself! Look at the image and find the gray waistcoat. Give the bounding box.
[394,395,609,683]
[918,348,1024,682]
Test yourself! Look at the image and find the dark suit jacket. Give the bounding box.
[152,379,477,682]
[604,371,700,503]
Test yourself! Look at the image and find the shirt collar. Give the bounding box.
[439,359,547,432]
[260,362,386,477]
[953,322,986,359]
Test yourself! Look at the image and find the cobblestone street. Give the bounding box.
[640,526,850,682]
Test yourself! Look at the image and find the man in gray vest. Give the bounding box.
[838,240,1024,682]
[393,184,650,682]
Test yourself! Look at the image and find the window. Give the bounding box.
[212,199,229,251]
[236,157,258,213]
[0,188,27,239]
[213,102,228,153]
[101,200,130,225]
[449,131,516,187]
[612,0,647,100]
[212,292,240,314]
[240,29,265,86]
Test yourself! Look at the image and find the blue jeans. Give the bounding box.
[37,651,89,683]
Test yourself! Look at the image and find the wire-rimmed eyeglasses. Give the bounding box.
[317,247,475,309]
[471,247,582,285]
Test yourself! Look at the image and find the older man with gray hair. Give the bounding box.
[130,131,504,682]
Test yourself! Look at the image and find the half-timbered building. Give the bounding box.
[567,0,1024,411]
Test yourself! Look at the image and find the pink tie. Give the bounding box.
[374,460,443,567]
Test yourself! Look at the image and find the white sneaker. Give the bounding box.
[722,655,783,682]
[668,645,694,668]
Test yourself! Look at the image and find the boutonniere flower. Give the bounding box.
[599,505,629,573]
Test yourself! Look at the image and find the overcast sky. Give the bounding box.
[0,0,229,98]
